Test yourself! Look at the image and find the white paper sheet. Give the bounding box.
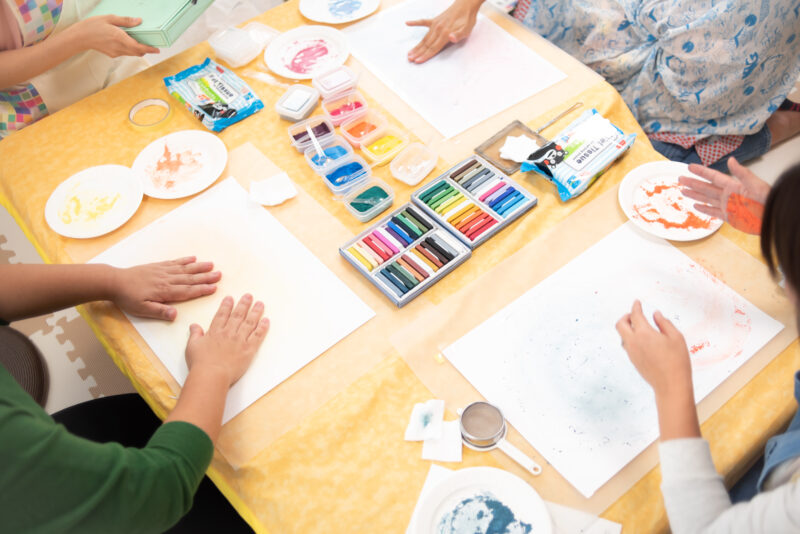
[91,178,375,423]
[443,223,783,497]
[407,465,621,534]
[345,0,566,139]
[422,420,463,462]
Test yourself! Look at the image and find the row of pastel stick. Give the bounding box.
[448,158,529,218]
[413,157,535,246]
[343,205,469,304]
[415,179,498,243]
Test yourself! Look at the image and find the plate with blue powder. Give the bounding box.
[300,0,380,25]
[415,467,552,534]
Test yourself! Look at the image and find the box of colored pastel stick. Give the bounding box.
[411,155,537,248]
[339,204,471,307]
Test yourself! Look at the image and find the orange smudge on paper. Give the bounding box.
[725,193,763,234]
[633,179,714,231]
[689,341,710,354]
[734,307,746,316]
[147,144,202,190]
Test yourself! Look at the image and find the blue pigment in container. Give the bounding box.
[312,145,348,165]
[326,160,366,185]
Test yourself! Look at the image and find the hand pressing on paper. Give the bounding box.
[679,157,770,234]
[616,300,700,440]
[111,257,221,321]
[407,0,484,63]
[66,15,160,58]
[185,294,270,387]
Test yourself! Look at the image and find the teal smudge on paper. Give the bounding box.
[422,412,432,427]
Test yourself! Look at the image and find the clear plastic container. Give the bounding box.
[287,116,335,152]
[390,142,438,186]
[208,27,262,68]
[361,127,409,166]
[340,109,387,149]
[322,155,371,196]
[304,135,354,174]
[242,22,279,49]
[344,178,394,222]
[276,84,319,122]
[312,66,359,100]
[321,90,368,126]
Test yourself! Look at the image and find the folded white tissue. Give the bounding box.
[249,172,297,206]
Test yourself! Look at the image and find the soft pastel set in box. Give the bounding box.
[341,155,538,305]
[340,204,471,306]
[411,156,537,247]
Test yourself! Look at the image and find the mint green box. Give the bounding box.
[88,0,215,48]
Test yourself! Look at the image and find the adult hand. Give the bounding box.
[111,257,221,321]
[615,300,693,400]
[67,15,159,58]
[406,0,482,63]
[679,157,770,234]
[185,295,270,387]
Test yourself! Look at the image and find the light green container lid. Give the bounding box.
[88,0,214,47]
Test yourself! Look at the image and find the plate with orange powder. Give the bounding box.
[133,130,228,200]
[619,161,722,241]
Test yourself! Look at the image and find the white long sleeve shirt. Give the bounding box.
[659,438,800,534]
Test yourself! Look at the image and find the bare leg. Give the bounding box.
[766,110,800,146]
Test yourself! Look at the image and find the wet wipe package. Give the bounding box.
[521,109,635,201]
[164,58,263,131]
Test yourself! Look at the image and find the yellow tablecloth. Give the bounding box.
[1,1,797,532]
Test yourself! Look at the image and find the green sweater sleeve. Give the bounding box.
[0,369,214,534]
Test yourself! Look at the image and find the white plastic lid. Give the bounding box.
[242,22,279,49]
[390,143,438,186]
[208,27,261,68]
[276,84,319,121]
[312,66,359,100]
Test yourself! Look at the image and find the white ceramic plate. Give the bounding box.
[133,130,228,200]
[415,467,552,534]
[618,161,723,241]
[264,25,349,80]
[45,165,143,239]
[299,0,380,25]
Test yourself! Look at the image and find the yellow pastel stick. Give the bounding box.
[355,242,380,268]
[436,193,464,214]
[348,246,373,271]
[449,204,477,225]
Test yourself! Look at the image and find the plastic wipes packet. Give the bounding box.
[164,58,264,132]
[521,109,635,201]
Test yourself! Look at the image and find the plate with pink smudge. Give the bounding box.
[132,130,228,200]
[264,26,349,80]
[619,161,723,242]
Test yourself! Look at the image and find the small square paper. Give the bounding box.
[422,420,462,463]
[249,172,297,206]
[405,399,444,441]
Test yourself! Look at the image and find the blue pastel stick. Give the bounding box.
[485,185,510,205]
[378,270,405,296]
[385,225,410,247]
[497,194,527,216]
[387,220,414,245]
[489,188,516,209]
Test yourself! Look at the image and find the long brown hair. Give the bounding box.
[761,163,800,292]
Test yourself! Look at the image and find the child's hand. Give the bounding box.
[185,295,269,387]
[111,257,220,320]
[679,157,770,234]
[616,300,693,401]
[406,0,482,63]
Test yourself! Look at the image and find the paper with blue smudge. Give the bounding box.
[405,399,445,441]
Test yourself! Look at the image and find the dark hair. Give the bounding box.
[760,163,800,292]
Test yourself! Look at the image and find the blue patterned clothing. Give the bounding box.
[513,1,800,139]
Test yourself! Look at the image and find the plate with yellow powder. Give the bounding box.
[133,130,228,200]
[45,165,143,239]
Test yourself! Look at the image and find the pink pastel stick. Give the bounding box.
[372,229,399,254]
[479,182,505,203]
